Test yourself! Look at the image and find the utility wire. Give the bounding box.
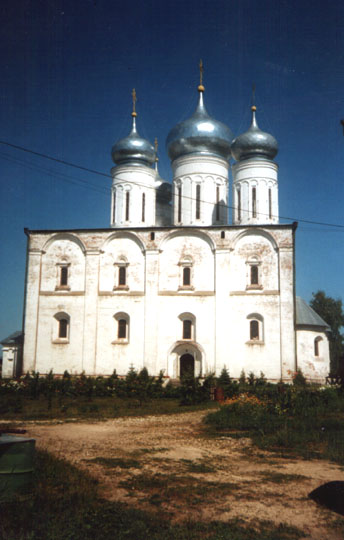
[1,139,344,230]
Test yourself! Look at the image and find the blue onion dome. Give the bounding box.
[111,91,155,166]
[231,106,278,161]
[166,87,234,162]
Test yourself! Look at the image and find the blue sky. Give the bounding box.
[1,0,344,345]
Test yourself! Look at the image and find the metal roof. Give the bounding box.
[0,331,23,346]
[296,297,330,329]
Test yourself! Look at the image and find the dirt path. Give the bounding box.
[26,410,344,539]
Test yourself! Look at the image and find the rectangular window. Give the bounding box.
[142,193,145,222]
[118,266,126,286]
[183,267,191,286]
[59,319,68,339]
[60,266,68,286]
[252,187,257,218]
[237,188,241,221]
[183,320,192,339]
[178,187,182,223]
[216,186,220,221]
[268,188,272,220]
[113,191,116,223]
[118,319,127,339]
[125,191,130,221]
[196,185,201,219]
[250,320,259,340]
[250,265,258,285]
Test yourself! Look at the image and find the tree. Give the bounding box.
[310,291,344,375]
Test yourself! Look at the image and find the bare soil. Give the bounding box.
[25,410,344,539]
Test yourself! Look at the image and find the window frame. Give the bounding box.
[55,262,71,291]
[53,312,70,344]
[179,312,196,341]
[113,312,130,344]
[246,313,264,345]
[114,258,129,291]
[178,256,194,291]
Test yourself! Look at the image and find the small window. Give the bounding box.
[118,319,127,339]
[237,187,241,221]
[196,185,201,219]
[118,266,126,286]
[252,187,257,218]
[314,337,322,357]
[125,191,130,221]
[250,265,258,285]
[183,320,192,339]
[183,267,191,286]
[113,191,116,223]
[250,320,259,340]
[221,231,225,239]
[268,188,272,220]
[177,186,182,223]
[150,232,155,241]
[60,266,68,286]
[59,319,68,339]
[216,186,220,221]
[142,193,145,222]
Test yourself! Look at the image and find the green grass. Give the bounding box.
[0,396,219,421]
[0,449,305,540]
[205,402,344,465]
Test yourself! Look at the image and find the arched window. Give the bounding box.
[247,313,264,343]
[179,312,196,341]
[250,265,258,285]
[56,261,71,290]
[53,312,70,343]
[114,312,130,343]
[314,336,322,357]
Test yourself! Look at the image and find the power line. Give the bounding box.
[0,140,111,179]
[1,139,344,230]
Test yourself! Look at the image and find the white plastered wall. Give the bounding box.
[296,328,330,382]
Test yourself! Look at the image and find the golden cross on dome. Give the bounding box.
[131,88,137,117]
[154,137,158,153]
[251,83,256,111]
[198,59,205,92]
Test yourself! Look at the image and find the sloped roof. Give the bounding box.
[0,331,23,345]
[296,297,330,329]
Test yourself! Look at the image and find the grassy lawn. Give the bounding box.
[0,449,306,540]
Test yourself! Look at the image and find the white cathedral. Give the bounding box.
[1,75,330,382]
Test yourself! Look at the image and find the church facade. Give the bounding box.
[3,81,330,382]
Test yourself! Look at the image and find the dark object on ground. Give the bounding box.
[309,481,344,515]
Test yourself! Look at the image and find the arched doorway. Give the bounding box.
[180,353,195,378]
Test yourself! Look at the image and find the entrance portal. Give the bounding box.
[180,353,195,378]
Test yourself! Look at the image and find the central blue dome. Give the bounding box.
[166,91,233,162]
